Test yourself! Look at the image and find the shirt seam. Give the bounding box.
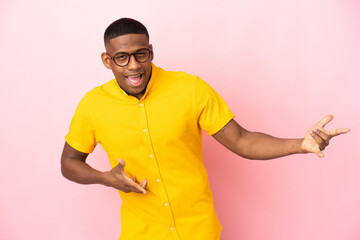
[206,111,235,135]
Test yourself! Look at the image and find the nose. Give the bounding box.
[127,54,141,70]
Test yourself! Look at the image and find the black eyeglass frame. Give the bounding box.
[106,48,152,67]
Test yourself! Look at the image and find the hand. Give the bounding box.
[301,115,350,158]
[104,158,147,194]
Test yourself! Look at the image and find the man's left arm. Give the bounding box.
[212,115,350,160]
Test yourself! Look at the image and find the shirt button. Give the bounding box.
[170,227,174,231]
[156,179,160,182]
[164,203,168,207]
[138,103,142,107]
[143,129,147,133]
[149,154,153,158]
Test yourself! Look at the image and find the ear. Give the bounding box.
[101,52,112,69]
[149,44,154,61]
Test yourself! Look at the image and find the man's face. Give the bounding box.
[101,34,153,99]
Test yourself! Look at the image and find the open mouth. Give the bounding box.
[126,74,143,87]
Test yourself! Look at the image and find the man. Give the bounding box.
[61,18,350,240]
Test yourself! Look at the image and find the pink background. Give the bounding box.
[1,0,359,239]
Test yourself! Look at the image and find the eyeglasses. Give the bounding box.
[107,48,152,67]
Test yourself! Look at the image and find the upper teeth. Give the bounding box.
[128,74,141,78]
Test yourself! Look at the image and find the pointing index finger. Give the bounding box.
[328,128,351,137]
[126,176,146,194]
[126,182,146,194]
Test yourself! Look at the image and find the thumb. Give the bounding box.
[312,147,325,158]
[117,158,126,169]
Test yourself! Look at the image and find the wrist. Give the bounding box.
[291,138,305,154]
[91,170,110,186]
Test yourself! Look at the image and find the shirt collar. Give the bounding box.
[140,63,158,101]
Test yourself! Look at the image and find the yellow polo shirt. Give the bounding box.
[65,64,235,240]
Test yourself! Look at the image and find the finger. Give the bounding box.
[132,184,146,194]
[123,181,146,194]
[127,179,146,194]
[132,176,137,182]
[310,130,326,151]
[328,128,351,137]
[311,145,325,158]
[315,115,334,128]
[314,129,330,146]
[118,158,126,169]
[140,179,147,189]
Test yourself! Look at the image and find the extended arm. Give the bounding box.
[212,115,350,160]
[61,142,147,193]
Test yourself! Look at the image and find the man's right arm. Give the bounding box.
[60,142,147,194]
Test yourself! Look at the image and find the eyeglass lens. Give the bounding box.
[113,49,150,66]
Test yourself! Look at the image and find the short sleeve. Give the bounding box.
[65,95,97,153]
[195,77,235,135]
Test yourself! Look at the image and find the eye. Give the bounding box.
[136,51,147,56]
[135,50,149,61]
[115,54,127,60]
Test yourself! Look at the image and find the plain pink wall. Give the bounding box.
[1,0,359,239]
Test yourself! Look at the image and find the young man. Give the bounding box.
[61,18,350,240]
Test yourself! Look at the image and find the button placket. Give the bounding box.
[139,100,178,236]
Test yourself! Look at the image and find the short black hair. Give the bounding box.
[104,18,149,45]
